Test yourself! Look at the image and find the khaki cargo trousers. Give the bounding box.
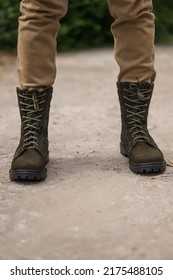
[18,0,156,88]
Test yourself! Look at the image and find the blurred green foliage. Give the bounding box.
[0,0,173,51]
[154,0,173,43]
[58,1,112,51]
[0,0,19,50]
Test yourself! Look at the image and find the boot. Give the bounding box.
[9,87,53,181]
[117,82,166,173]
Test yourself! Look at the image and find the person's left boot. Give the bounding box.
[117,81,166,173]
[9,87,52,181]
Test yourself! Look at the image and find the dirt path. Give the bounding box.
[0,47,173,260]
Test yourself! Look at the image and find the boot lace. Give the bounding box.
[124,83,151,142]
[19,91,46,150]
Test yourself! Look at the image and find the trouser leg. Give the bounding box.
[18,0,68,88]
[107,0,156,83]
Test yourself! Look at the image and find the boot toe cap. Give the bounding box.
[11,149,47,171]
[130,142,164,164]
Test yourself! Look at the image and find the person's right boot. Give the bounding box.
[9,87,53,181]
[117,81,166,173]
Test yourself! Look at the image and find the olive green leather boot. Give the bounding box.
[117,82,166,173]
[9,87,53,181]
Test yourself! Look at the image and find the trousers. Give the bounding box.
[18,0,156,88]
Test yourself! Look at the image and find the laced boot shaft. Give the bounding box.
[10,87,53,181]
[21,90,46,150]
[15,87,52,158]
[117,82,166,173]
[118,82,156,153]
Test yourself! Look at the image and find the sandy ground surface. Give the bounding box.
[0,47,173,260]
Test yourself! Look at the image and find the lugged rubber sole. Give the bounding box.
[129,161,166,174]
[120,143,166,174]
[9,169,47,181]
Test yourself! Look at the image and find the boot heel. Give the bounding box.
[120,143,129,158]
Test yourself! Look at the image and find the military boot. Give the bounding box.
[117,82,166,173]
[9,87,53,181]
